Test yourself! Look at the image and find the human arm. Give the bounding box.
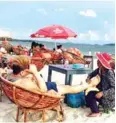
[95,92,103,99]
[23,64,47,92]
[86,68,99,82]
[32,71,48,92]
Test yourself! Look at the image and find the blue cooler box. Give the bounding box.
[66,92,86,108]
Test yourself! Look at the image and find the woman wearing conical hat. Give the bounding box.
[85,53,115,117]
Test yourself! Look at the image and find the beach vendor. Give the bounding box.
[4,55,95,96]
[85,53,115,117]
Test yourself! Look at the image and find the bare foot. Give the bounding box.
[87,113,101,117]
[47,90,61,96]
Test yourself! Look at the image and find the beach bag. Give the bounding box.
[66,92,85,108]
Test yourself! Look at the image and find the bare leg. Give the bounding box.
[57,83,92,95]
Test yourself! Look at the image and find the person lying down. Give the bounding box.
[5,55,96,96]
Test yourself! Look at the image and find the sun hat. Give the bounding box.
[96,52,112,69]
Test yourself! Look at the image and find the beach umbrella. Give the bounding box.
[30,25,77,48]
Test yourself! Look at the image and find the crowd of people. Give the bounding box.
[0,39,87,71]
[0,39,115,118]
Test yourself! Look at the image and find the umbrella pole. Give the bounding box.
[54,40,57,50]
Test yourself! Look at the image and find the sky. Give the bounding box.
[0,0,115,44]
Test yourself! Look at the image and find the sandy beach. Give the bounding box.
[0,58,115,123]
[0,95,115,123]
[0,1,115,122]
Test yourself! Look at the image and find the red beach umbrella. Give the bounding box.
[30,25,77,39]
[30,25,77,48]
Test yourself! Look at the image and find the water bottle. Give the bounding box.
[61,59,64,64]
[88,51,92,56]
[60,56,64,64]
[64,60,69,68]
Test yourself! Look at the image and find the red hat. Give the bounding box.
[96,52,112,69]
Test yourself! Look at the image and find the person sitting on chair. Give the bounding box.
[4,55,94,96]
[56,45,63,53]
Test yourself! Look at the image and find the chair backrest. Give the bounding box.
[0,76,63,110]
[84,55,94,69]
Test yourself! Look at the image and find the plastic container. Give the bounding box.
[64,60,69,68]
[72,64,84,69]
[66,92,86,108]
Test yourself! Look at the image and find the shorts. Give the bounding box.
[46,81,58,92]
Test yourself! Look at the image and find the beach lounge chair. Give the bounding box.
[0,76,64,122]
[31,57,51,71]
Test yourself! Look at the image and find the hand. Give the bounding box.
[95,92,103,99]
[29,64,38,74]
